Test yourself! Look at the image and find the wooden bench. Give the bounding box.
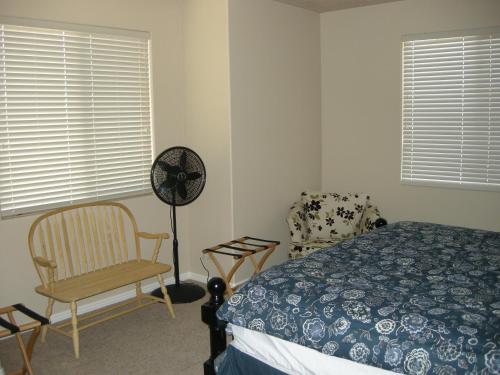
[28,201,175,359]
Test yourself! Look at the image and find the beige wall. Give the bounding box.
[0,0,187,313]
[5,0,494,320]
[0,0,322,314]
[321,0,500,231]
[183,0,234,278]
[184,0,322,282]
[229,0,322,280]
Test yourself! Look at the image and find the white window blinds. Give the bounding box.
[402,29,500,191]
[0,21,153,217]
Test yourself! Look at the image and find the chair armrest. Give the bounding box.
[137,232,170,240]
[359,200,385,234]
[286,200,307,243]
[34,256,57,269]
[375,218,388,228]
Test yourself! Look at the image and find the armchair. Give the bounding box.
[287,191,387,259]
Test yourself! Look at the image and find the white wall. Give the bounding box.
[183,0,234,279]
[321,0,500,231]
[0,0,187,314]
[229,0,322,280]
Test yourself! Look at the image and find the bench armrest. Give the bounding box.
[136,232,170,262]
[137,232,169,240]
[34,256,57,269]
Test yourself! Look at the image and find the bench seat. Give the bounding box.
[35,260,171,303]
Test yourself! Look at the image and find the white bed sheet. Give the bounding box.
[230,324,397,375]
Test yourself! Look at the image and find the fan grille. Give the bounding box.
[151,146,206,206]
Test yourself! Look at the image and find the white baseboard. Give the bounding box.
[50,272,207,323]
[183,271,209,285]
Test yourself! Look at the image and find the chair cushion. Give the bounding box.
[301,191,368,241]
[288,236,353,259]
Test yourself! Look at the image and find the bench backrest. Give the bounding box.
[28,202,141,285]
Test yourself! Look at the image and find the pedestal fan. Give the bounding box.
[150,146,206,303]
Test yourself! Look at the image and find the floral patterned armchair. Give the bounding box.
[287,191,387,259]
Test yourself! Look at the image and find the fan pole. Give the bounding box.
[172,204,180,287]
[151,198,206,304]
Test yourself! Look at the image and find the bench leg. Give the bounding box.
[156,274,175,319]
[70,301,79,359]
[135,281,142,305]
[41,298,54,343]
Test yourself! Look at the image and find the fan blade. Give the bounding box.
[157,161,171,172]
[187,172,202,181]
[158,161,180,175]
[177,182,188,200]
[158,181,171,194]
[165,176,177,188]
[180,150,187,170]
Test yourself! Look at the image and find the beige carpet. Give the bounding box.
[0,296,209,375]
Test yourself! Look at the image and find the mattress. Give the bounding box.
[229,324,396,375]
[218,221,500,374]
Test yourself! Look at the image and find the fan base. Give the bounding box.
[151,282,206,304]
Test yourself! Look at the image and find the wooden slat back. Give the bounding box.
[28,202,140,285]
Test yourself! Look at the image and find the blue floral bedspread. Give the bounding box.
[217,222,500,375]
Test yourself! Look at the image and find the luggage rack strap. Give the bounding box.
[13,303,49,325]
[203,248,243,259]
[0,316,19,334]
[233,240,270,248]
[243,236,280,244]
[219,244,256,254]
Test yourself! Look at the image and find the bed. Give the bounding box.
[203,221,500,375]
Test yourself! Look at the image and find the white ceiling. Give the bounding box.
[273,0,403,12]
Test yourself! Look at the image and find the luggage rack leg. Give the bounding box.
[0,304,48,375]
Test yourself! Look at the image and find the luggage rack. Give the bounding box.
[0,303,49,375]
[202,236,280,295]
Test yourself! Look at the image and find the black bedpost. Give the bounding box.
[202,277,227,375]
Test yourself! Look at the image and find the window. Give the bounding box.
[402,28,500,191]
[0,18,153,217]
